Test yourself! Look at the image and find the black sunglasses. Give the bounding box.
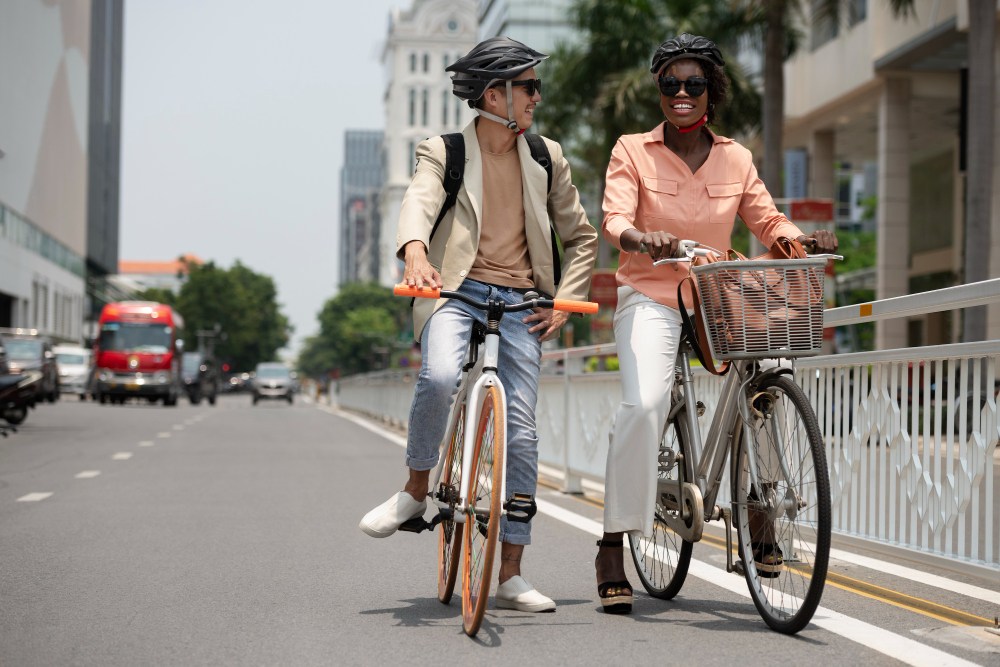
[510,78,542,96]
[657,75,707,97]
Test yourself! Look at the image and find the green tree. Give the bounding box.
[173,259,291,371]
[298,283,411,378]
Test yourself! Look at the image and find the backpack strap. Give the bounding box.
[523,133,561,286]
[428,133,465,244]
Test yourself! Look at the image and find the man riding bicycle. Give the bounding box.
[360,37,598,613]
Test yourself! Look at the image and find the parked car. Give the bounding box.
[251,362,294,405]
[181,351,219,406]
[0,329,59,403]
[0,335,44,426]
[53,345,92,400]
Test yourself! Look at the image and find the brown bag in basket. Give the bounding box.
[678,237,821,375]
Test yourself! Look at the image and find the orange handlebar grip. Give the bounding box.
[553,299,599,314]
[393,284,441,299]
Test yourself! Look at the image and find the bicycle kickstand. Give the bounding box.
[721,508,744,575]
[397,508,454,534]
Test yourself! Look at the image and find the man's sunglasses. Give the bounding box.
[510,78,542,96]
[657,75,708,97]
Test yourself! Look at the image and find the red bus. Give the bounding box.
[93,301,185,406]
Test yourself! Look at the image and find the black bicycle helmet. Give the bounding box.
[447,37,548,104]
[650,33,725,74]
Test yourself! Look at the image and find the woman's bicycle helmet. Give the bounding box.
[650,33,725,74]
[447,37,548,131]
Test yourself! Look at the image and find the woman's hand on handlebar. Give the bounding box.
[402,240,443,289]
[797,230,838,255]
[624,230,679,260]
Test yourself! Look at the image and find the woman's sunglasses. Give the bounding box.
[510,78,542,96]
[657,75,707,97]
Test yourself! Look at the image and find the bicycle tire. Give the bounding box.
[462,386,505,637]
[437,404,465,604]
[629,405,693,599]
[732,374,831,634]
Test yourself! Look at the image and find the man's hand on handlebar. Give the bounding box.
[523,308,569,343]
[797,230,838,255]
[402,240,443,289]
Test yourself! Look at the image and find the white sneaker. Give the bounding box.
[495,575,556,612]
[359,492,426,538]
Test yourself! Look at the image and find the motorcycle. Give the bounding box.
[1,369,43,432]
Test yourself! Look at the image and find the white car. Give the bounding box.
[53,345,92,400]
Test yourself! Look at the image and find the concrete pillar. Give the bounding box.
[876,76,911,350]
[809,129,836,200]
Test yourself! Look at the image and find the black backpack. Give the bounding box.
[427,132,562,285]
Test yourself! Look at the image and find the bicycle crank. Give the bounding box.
[660,482,705,541]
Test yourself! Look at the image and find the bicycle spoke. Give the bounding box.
[734,375,830,634]
[437,404,465,604]
[629,410,692,599]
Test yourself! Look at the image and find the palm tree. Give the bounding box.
[962,0,994,341]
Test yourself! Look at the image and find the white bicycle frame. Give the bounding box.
[426,327,508,524]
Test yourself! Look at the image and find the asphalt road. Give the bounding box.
[0,394,997,666]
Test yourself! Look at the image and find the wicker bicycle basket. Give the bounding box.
[690,257,828,360]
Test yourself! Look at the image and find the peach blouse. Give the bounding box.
[602,123,803,309]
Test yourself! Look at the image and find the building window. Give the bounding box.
[422,52,429,72]
[442,90,450,126]
[409,53,416,72]
[443,53,450,70]
[810,0,865,50]
[408,89,416,126]
[455,98,463,125]
[421,88,428,126]
[408,140,417,175]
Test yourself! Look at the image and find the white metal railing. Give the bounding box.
[336,280,1000,571]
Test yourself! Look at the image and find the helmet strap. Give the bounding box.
[677,114,708,134]
[475,80,521,132]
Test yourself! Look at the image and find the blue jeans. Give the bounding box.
[405,279,542,545]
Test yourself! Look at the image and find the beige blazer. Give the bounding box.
[396,120,598,340]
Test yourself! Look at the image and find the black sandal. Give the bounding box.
[595,539,633,614]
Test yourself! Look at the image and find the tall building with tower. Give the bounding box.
[377,0,478,287]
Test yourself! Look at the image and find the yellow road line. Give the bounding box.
[541,480,993,627]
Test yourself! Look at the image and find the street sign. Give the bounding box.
[589,269,619,307]
[789,198,834,222]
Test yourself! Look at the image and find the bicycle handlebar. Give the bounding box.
[393,284,599,314]
[638,239,842,265]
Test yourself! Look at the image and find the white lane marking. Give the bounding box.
[827,546,1000,606]
[157,432,171,439]
[17,492,53,502]
[338,410,988,663]
[173,424,184,431]
[75,471,101,479]
[138,441,154,447]
[535,498,977,667]
[322,406,407,447]
[112,452,133,460]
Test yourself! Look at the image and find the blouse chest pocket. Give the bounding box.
[640,177,680,220]
[706,182,742,224]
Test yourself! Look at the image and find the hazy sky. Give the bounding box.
[121,0,409,355]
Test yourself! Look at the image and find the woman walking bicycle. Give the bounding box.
[596,33,838,616]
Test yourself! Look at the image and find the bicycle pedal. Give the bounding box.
[398,517,433,534]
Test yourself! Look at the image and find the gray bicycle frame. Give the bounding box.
[666,342,795,544]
